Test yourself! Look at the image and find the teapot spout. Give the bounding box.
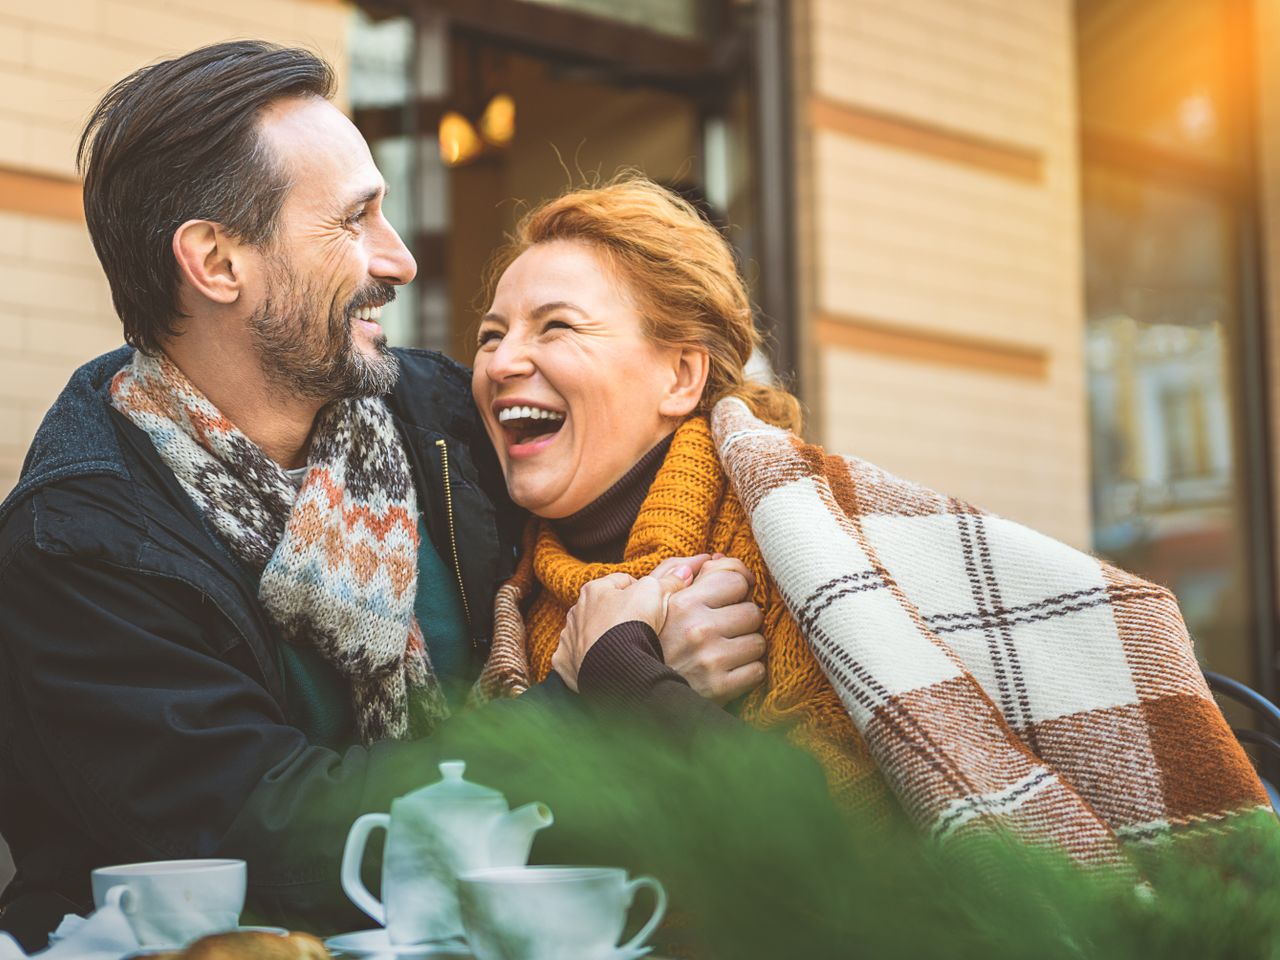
[489,801,554,866]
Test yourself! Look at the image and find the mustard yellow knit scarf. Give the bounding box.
[479,417,894,816]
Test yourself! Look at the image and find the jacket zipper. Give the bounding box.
[434,438,474,635]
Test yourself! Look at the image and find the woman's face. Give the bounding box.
[472,239,689,519]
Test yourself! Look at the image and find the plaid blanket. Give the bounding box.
[712,398,1272,866]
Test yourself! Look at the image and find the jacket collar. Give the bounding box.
[0,347,133,529]
[385,347,487,445]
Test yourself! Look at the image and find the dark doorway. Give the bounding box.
[348,0,794,377]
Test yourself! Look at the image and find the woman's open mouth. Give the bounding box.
[497,404,566,457]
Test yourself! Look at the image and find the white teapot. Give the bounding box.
[340,760,553,944]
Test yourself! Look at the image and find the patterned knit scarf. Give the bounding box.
[110,350,447,744]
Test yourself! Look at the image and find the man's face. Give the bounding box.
[246,97,417,401]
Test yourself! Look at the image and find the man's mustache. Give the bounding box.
[346,284,397,315]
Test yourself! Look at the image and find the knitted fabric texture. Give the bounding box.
[111,350,446,744]
[481,401,1274,866]
[478,416,896,819]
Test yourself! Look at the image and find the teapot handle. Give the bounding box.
[341,812,390,926]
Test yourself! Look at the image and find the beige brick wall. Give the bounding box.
[795,0,1090,547]
[810,0,1066,151]
[0,212,117,487]
[0,0,349,497]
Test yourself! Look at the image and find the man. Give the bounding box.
[0,42,767,950]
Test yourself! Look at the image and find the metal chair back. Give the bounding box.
[1203,670,1280,812]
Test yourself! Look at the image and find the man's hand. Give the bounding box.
[552,561,702,691]
[656,555,766,705]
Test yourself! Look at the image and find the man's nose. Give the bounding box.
[370,220,418,286]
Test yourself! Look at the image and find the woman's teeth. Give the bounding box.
[497,406,565,423]
[498,405,567,446]
[354,305,384,321]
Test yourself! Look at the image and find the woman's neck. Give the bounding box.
[551,433,675,563]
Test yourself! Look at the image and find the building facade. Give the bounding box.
[1,0,1277,884]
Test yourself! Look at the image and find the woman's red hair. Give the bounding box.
[482,175,802,432]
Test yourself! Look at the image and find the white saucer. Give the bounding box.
[324,929,474,958]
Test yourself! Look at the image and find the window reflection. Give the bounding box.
[1078,0,1256,685]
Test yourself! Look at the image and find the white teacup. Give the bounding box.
[90,858,246,948]
[458,866,666,960]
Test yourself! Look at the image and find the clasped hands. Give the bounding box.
[551,554,766,705]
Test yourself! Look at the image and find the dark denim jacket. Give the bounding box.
[0,347,528,949]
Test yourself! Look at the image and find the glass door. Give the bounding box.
[1077,0,1270,691]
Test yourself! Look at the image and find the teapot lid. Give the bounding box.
[411,761,503,802]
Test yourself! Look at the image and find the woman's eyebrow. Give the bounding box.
[530,301,586,318]
[481,302,587,326]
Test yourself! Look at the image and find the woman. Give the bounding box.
[470,176,1270,864]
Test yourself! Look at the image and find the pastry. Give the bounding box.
[147,930,330,959]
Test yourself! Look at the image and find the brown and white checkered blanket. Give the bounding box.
[712,398,1272,866]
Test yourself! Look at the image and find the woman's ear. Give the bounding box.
[658,345,710,418]
[172,219,243,306]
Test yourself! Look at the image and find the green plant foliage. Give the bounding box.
[397,696,1280,959]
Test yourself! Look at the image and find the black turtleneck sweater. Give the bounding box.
[553,434,735,730]
[551,433,673,563]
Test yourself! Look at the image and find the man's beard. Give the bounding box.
[248,256,401,402]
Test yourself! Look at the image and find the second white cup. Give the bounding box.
[458,865,666,960]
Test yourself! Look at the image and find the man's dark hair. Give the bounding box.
[77,41,335,354]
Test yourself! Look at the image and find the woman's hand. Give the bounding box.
[552,562,700,691]
[656,554,766,705]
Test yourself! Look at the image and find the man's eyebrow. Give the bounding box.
[345,180,390,210]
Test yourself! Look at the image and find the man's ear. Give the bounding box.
[658,345,710,419]
[172,220,243,305]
